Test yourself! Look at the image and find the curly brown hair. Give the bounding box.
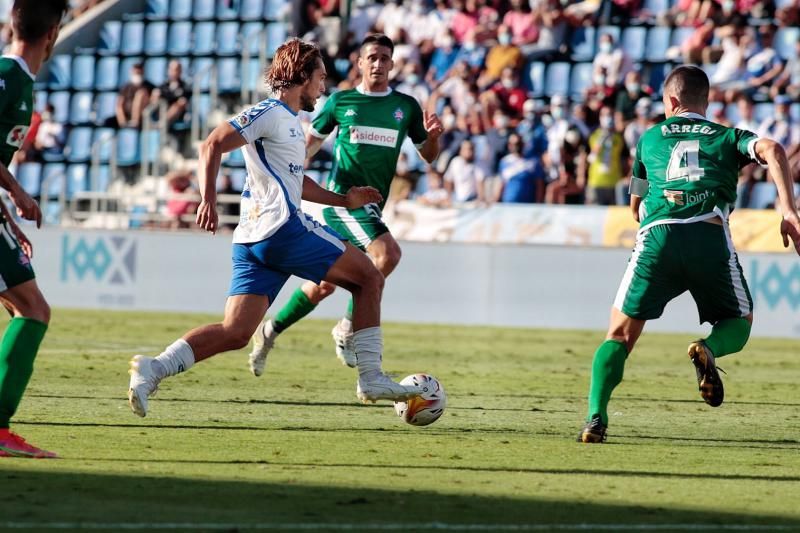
[265,38,322,92]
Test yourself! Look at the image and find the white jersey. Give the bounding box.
[229,99,306,244]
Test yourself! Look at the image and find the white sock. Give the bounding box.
[264,320,279,340]
[339,317,353,334]
[152,339,195,379]
[354,326,382,380]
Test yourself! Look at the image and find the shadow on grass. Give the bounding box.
[0,467,797,531]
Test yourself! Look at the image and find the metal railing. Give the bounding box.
[190,62,219,145]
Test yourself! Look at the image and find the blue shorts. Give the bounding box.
[229,213,346,302]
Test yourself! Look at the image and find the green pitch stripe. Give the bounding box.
[1,523,797,530]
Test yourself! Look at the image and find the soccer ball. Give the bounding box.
[394,374,446,426]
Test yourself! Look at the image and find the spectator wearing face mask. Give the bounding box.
[484,110,514,175]
[484,66,527,118]
[428,30,461,82]
[443,139,487,203]
[395,63,430,107]
[478,24,523,89]
[417,168,451,208]
[545,128,588,205]
[496,132,545,203]
[114,63,154,129]
[517,99,548,159]
[502,0,538,47]
[592,33,633,89]
[586,106,627,206]
[453,28,487,77]
[757,95,800,180]
[544,94,572,181]
[615,70,652,124]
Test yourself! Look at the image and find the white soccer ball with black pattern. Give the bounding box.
[394,374,446,426]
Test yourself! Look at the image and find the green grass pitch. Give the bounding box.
[2,309,799,532]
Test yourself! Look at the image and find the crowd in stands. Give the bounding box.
[300,0,800,210]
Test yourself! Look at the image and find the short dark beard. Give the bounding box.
[300,92,316,112]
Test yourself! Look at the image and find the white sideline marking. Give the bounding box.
[0,523,796,531]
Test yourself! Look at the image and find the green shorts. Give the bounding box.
[322,204,389,251]
[0,217,35,292]
[613,221,752,324]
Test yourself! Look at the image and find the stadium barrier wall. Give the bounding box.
[28,222,800,338]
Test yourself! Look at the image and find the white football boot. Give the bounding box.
[331,321,356,368]
[249,320,279,377]
[128,355,161,417]
[356,373,423,403]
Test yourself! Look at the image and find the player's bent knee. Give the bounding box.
[225,327,253,351]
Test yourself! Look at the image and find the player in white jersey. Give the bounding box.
[127,38,423,418]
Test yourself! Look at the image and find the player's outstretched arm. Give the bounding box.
[196,122,247,234]
[755,138,800,255]
[301,175,382,208]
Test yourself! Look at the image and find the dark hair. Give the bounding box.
[266,38,322,91]
[663,65,709,109]
[361,33,394,55]
[11,0,67,42]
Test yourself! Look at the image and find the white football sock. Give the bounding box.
[339,317,353,333]
[354,326,382,380]
[152,338,195,379]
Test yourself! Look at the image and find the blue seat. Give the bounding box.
[169,0,193,20]
[144,57,167,86]
[47,55,71,90]
[754,102,774,123]
[48,92,70,124]
[41,163,66,199]
[569,63,593,102]
[193,0,215,20]
[191,58,214,92]
[229,168,246,191]
[266,22,286,57]
[90,165,112,192]
[217,58,241,94]
[647,62,670,93]
[94,56,119,91]
[645,27,671,62]
[145,0,169,20]
[775,27,800,61]
[216,22,240,56]
[526,61,545,97]
[35,91,48,113]
[65,127,93,163]
[225,148,246,167]
[167,21,192,56]
[240,0,264,20]
[69,92,93,125]
[120,21,145,56]
[144,21,168,56]
[216,0,239,20]
[243,58,261,92]
[95,93,117,126]
[17,163,41,196]
[569,26,595,62]
[670,27,694,48]
[98,21,122,55]
[141,130,160,164]
[91,128,115,163]
[66,164,89,198]
[116,128,141,166]
[71,55,95,91]
[193,93,211,125]
[193,21,216,56]
[748,182,778,209]
[241,22,264,56]
[264,0,286,19]
[119,57,143,86]
[621,27,647,62]
[544,62,571,97]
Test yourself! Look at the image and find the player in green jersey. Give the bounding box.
[0,0,67,458]
[248,34,443,375]
[578,66,800,443]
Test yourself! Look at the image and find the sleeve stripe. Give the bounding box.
[747,137,768,168]
[308,126,328,139]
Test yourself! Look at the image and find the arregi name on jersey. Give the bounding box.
[349,125,399,148]
[661,123,716,136]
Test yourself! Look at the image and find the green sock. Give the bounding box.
[704,317,751,358]
[0,317,48,428]
[587,340,628,426]
[273,288,317,333]
[346,299,353,321]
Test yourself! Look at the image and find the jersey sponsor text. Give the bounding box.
[349,125,399,148]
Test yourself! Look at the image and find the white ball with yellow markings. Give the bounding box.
[394,374,446,426]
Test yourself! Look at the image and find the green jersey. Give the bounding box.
[0,56,34,167]
[310,87,428,209]
[634,112,761,228]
